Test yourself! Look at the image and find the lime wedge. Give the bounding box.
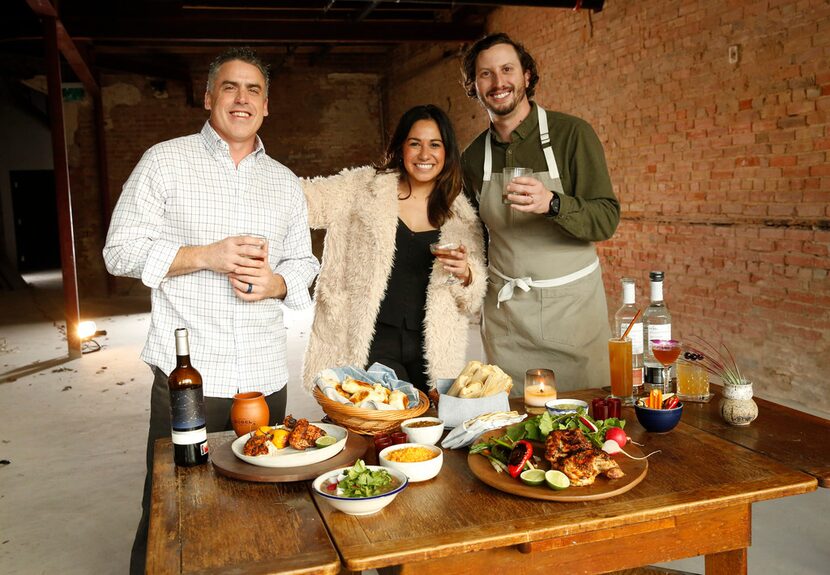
[315,435,337,448]
[545,469,570,491]
[520,468,546,486]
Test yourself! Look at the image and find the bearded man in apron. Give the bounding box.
[460,33,620,394]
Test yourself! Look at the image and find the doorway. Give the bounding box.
[10,169,60,272]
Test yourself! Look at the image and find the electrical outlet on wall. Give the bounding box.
[728,44,740,65]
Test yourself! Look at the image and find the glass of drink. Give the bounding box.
[429,241,462,285]
[676,359,710,401]
[240,233,267,261]
[502,167,533,205]
[524,368,557,415]
[608,337,634,405]
[651,339,682,395]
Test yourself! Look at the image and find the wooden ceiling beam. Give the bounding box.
[57,20,483,44]
[25,0,100,97]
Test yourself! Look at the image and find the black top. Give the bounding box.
[376,219,440,330]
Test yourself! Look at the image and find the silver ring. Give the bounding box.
[246,283,253,294]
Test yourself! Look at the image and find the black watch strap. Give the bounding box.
[547,192,560,217]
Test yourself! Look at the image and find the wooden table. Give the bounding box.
[311,392,817,575]
[147,433,341,575]
[147,392,821,575]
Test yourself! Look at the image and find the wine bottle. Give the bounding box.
[643,271,671,392]
[168,328,209,467]
[614,278,644,394]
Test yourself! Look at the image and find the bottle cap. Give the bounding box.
[649,271,664,282]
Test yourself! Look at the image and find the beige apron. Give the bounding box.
[480,105,611,394]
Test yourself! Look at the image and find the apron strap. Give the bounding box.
[537,105,560,180]
[482,104,561,185]
[490,258,600,307]
[484,132,493,182]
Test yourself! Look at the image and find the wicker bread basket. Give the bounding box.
[313,387,429,436]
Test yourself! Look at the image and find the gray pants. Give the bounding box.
[130,366,287,575]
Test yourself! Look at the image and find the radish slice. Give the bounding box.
[602,439,661,460]
[578,416,599,433]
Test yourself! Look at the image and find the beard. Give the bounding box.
[480,82,527,117]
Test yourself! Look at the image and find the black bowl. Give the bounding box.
[634,402,683,433]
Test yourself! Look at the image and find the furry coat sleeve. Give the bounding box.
[300,166,487,391]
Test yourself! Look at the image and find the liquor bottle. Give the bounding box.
[614,278,644,395]
[168,328,209,466]
[643,271,671,392]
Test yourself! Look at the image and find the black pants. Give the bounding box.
[130,366,287,575]
[367,321,430,393]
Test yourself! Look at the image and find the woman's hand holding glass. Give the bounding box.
[430,242,471,286]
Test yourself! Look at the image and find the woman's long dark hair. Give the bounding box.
[376,104,462,228]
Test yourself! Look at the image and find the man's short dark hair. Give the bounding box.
[206,47,270,93]
[461,33,540,100]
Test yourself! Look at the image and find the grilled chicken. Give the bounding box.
[285,416,325,450]
[545,429,624,486]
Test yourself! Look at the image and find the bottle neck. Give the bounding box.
[176,354,192,369]
[622,281,635,305]
[650,281,664,304]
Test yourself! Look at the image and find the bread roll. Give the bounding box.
[388,390,409,410]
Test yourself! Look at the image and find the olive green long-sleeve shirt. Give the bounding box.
[461,102,620,242]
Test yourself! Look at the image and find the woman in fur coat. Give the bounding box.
[302,105,487,394]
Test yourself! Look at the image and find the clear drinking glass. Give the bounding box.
[502,167,533,205]
[608,337,634,405]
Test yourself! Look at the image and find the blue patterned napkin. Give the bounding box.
[314,363,421,410]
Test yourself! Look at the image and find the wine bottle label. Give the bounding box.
[170,387,206,432]
[171,428,208,446]
[620,323,644,354]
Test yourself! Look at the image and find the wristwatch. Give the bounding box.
[546,191,560,218]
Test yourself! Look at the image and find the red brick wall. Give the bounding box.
[67,68,383,296]
[386,0,830,412]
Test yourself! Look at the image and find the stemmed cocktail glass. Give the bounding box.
[429,242,462,285]
[651,339,682,393]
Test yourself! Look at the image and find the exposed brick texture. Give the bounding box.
[66,68,383,296]
[385,0,830,412]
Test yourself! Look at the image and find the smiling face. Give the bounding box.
[401,119,446,186]
[204,59,269,150]
[473,43,531,118]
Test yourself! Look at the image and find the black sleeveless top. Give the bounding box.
[375,219,440,330]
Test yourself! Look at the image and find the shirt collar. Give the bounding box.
[488,101,539,144]
[200,121,266,160]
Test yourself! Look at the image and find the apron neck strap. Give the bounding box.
[482,104,561,181]
[537,105,560,180]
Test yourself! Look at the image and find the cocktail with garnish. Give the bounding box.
[650,339,682,394]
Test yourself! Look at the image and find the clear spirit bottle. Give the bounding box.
[643,271,672,392]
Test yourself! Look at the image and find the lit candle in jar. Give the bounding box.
[524,369,557,415]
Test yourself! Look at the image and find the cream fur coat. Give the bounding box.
[301,166,487,390]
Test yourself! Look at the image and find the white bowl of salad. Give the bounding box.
[312,460,409,515]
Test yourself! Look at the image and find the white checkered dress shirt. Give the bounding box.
[104,122,319,397]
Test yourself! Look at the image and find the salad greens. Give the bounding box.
[470,412,625,458]
[337,459,396,498]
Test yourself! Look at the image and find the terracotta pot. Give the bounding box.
[719,380,758,426]
[231,391,270,436]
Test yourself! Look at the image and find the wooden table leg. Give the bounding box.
[704,548,747,575]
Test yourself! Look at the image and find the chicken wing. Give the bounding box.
[544,429,624,486]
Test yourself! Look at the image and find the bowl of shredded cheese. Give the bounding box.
[378,443,443,482]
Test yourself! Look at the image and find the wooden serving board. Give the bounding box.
[212,432,368,483]
[467,428,648,502]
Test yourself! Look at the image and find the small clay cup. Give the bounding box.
[230,391,270,437]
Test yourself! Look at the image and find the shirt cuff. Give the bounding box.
[141,240,181,289]
[276,266,313,310]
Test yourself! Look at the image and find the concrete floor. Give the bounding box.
[1,271,828,575]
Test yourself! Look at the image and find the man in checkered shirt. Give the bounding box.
[103,47,319,574]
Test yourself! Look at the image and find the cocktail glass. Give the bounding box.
[429,242,461,285]
[650,339,682,394]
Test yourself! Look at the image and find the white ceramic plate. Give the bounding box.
[231,422,348,468]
